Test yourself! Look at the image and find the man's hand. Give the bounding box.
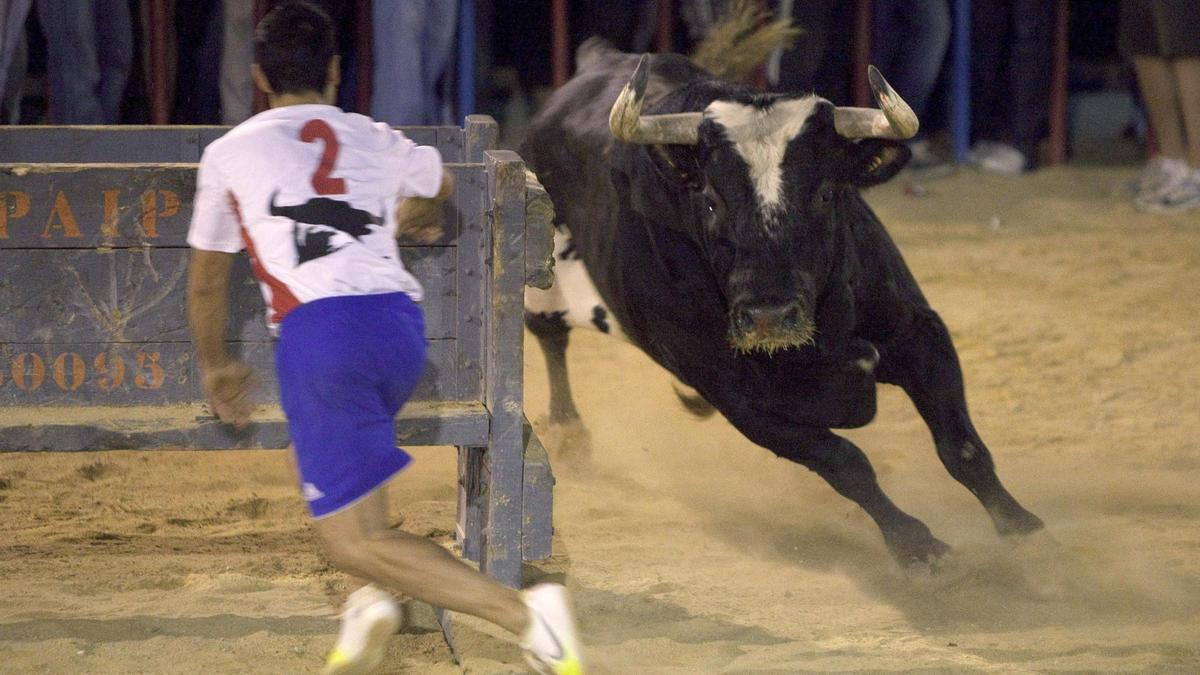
[396,196,446,243]
[201,360,257,429]
[396,169,454,244]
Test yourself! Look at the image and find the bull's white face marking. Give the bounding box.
[705,97,822,219]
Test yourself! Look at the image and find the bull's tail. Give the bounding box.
[691,0,801,84]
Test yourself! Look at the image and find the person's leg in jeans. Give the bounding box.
[872,0,950,122]
[93,0,132,122]
[371,0,425,124]
[36,0,103,122]
[1,31,25,123]
[1,0,33,122]
[420,0,457,124]
[1008,0,1053,164]
[969,0,1011,143]
[220,0,254,124]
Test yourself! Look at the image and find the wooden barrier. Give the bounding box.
[0,116,556,586]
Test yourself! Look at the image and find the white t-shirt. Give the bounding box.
[187,103,442,329]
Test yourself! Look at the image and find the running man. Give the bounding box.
[185,3,583,673]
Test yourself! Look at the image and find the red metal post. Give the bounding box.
[355,0,373,113]
[1047,0,1070,165]
[655,0,673,52]
[254,0,271,113]
[852,0,873,107]
[149,0,170,124]
[552,0,570,87]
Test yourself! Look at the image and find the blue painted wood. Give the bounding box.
[522,418,554,560]
[0,163,468,249]
[0,400,491,451]
[0,339,457,406]
[0,125,468,163]
[0,249,457,341]
[479,150,529,588]
[0,118,558,579]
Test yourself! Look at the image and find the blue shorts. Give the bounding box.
[275,292,426,518]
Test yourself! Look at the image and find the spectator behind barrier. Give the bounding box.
[35,0,133,123]
[371,0,457,125]
[969,0,1055,174]
[1121,0,1200,213]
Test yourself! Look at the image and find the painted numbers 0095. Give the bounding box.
[0,350,165,392]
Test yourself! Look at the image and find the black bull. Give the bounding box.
[521,44,1043,567]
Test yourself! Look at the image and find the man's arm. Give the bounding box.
[187,249,256,428]
[396,169,455,244]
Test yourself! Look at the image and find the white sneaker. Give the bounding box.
[1131,155,1188,198]
[520,583,585,675]
[323,585,400,675]
[1137,167,1200,214]
[970,141,1027,175]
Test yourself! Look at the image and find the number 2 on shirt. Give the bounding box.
[300,119,347,195]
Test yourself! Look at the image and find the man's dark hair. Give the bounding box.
[254,1,337,95]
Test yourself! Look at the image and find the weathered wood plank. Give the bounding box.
[0,400,491,451]
[456,445,486,562]
[0,339,458,406]
[522,419,554,560]
[0,126,205,162]
[524,171,556,290]
[0,164,194,247]
[464,116,498,164]
[0,125,470,164]
[452,164,485,402]
[0,163,470,248]
[480,150,529,587]
[0,248,457,342]
[435,126,465,163]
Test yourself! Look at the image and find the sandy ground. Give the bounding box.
[2,166,1199,673]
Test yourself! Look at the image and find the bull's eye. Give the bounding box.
[815,185,835,208]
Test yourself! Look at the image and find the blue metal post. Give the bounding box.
[951,0,971,163]
[457,0,476,124]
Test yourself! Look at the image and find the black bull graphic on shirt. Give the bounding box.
[269,192,384,264]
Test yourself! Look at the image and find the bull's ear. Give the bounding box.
[848,139,911,187]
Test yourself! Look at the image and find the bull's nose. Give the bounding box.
[734,303,803,334]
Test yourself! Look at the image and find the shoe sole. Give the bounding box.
[323,614,398,675]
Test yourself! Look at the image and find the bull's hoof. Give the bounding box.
[884,523,953,572]
[990,498,1045,537]
[533,415,594,468]
[996,509,1045,537]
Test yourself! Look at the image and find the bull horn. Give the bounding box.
[609,54,704,145]
[832,65,919,140]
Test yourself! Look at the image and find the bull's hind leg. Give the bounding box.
[524,309,581,424]
[524,224,623,425]
[877,307,1044,536]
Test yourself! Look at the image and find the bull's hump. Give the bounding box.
[705,97,823,212]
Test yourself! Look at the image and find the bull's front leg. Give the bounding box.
[727,406,951,568]
[877,306,1044,536]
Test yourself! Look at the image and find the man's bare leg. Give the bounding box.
[312,488,529,636]
[1134,55,1187,160]
[1172,58,1200,168]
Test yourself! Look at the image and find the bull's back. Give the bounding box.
[521,43,707,242]
[521,44,711,325]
